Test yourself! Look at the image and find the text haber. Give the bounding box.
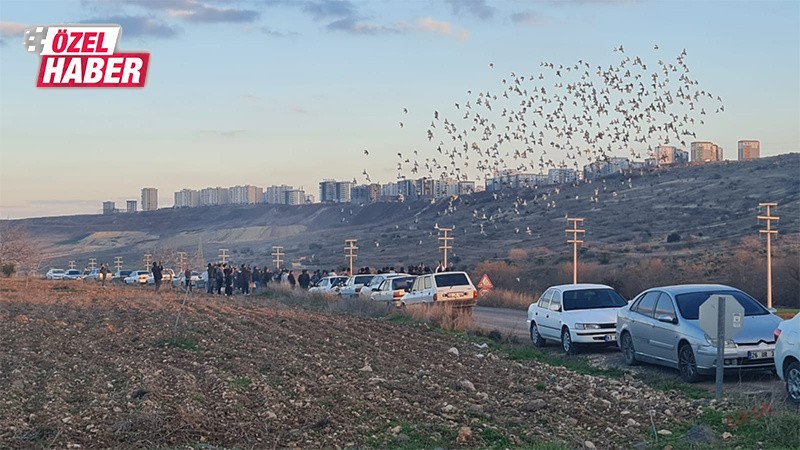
[38,54,149,87]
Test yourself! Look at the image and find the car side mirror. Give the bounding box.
[372,287,379,291]
[549,303,560,312]
[655,313,677,324]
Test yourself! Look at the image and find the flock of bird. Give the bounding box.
[344,46,724,248]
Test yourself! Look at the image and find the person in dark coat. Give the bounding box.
[223,264,233,296]
[287,270,296,289]
[207,263,215,294]
[152,261,163,292]
[298,269,310,289]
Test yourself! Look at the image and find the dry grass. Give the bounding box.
[476,288,536,310]
[402,302,473,331]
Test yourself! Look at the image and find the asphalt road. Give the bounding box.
[472,306,790,405]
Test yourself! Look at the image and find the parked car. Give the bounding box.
[309,276,349,295]
[616,284,782,383]
[124,270,151,285]
[173,271,203,288]
[146,269,175,285]
[62,269,83,280]
[45,268,66,280]
[369,275,416,304]
[113,270,133,283]
[358,273,409,300]
[527,284,628,354]
[775,313,800,404]
[85,268,113,282]
[399,271,477,308]
[338,274,375,298]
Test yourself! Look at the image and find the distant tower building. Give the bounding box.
[335,181,353,203]
[319,180,337,203]
[264,185,292,204]
[690,141,723,163]
[657,146,689,165]
[738,140,760,160]
[174,189,200,208]
[102,201,116,215]
[141,187,158,211]
[285,189,306,205]
[126,200,137,213]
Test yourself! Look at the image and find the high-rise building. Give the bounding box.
[336,181,353,203]
[102,201,116,215]
[141,187,158,211]
[738,140,760,160]
[285,189,306,205]
[319,180,337,203]
[548,168,577,185]
[126,200,137,213]
[199,187,229,206]
[229,185,262,204]
[264,185,292,204]
[174,189,200,208]
[656,146,689,165]
[691,141,723,162]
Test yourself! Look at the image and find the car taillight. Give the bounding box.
[472,290,478,299]
[393,290,403,298]
[774,329,781,342]
[433,293,438,301]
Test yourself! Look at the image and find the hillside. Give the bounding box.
[7,154,800,276]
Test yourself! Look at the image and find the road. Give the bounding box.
[472,306,789,404]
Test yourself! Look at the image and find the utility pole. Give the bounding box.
[565,218,585,285]
[344,239,358,276]
[88,258,97,271]
[177,252,187,271]
[68,260,76,270]
[437,226,454,269]
[758,203,779,309]
[219,248,230,265]
[114,256,123,272]
[143,253,152,269]
[272,246,284,270]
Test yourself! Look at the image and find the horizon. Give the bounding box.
[1,0,799,219]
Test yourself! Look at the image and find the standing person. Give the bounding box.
[223,264,233,296]
[99,263,109,287]
[287,270,296,289]
[152,261,163,292]
[252,266,261,294]
[184,267,192,292]
[215,264,224,295]
[262,267,272,290]
[206,263,214,294]
[298,269,310,289]
[242,265,251,295]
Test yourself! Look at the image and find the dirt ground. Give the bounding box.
[1,279,706,449]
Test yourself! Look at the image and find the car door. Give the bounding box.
[538,289,562,340]
[530,290,553,334]
[422,275,435,303]
[404,277,424,304]
[648,292,680,363]
[629,291,660,358]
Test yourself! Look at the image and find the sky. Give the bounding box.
[0,0,798,219]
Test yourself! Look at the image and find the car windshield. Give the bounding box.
[52,269,64,273]
[434,273,470,287]
[675,290,769,320]
[66,270,80,275]
[391,277,415,291]
[562,288,627,311]
[354,275,373,284]
[333,277,348,285]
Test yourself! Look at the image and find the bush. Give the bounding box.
[666,232,681,243]
[401,303,473,331]
[476,288,535,310]
[1,263,15,278]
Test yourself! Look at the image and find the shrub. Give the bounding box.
[476,288,535,310]
[1,263,15,278]
[666,232,681,243]
[401,303,472,331]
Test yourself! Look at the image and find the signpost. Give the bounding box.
[477,273,494,296]
[698,294,744,400]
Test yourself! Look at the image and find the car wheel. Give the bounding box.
[561,327,576,355]
[678,344,702,383]
[530,322,546,348]
[786,360,800,405]
[620,332,638,366]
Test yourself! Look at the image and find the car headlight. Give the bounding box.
[574,323,601,330]
[704,334,737,348]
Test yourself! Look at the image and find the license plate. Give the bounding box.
[604,335,616,342]
[747,350,774,360]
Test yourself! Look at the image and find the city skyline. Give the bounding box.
[1,0,798,219]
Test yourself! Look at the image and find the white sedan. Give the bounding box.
[338,274,375,298]
[527,283,628,354]
[309,276,349,295]
[775,313,800,404]
[45,268,66,280]
[124,270,151,285]
[368,275,416,304]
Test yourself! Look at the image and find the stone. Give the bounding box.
[584,441,596,449]
[448,347,460,356]
[389,425,401,435]
[683,425,716,445]
[627,418,639,426]
[524,399,547,412]
[359,364,373,372]
[459,380,476,391]
[657,429,672,436]
[456,426,472,444]
[722,432,732,440]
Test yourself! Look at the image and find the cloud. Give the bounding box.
[289,105,310,114]
[200,129,247,138]
[0,21,28,46]
[301,0,357,21]
[82,15,178,38]
[510,12,546,27]
[328,17,468,41]
[168,4,259,23]
[550,0,634,5]
[259,27,300,37]
[445,0,495,20]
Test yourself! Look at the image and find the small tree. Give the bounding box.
[0,222,45,278]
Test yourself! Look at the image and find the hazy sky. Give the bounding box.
[1,0,798,219]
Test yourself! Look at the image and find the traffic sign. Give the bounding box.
[698,294,745,339]
[477,274,494,290]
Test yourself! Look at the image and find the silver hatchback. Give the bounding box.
[616,284,782,383]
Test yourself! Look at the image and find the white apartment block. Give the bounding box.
[141,187,158,211]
